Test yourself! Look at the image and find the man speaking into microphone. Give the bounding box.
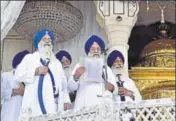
[68,35,118,109]
[15,29,70,117]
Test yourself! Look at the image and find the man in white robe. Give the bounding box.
[55,50,76,109]
[68,35,118,109]
[1,50,30,121]
[107,50,142,102]
[14,29,70,117]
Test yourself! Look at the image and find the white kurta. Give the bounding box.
[68,63,117,109]
[114,75,142,103]
[14,51,70,117]
[1,70,23,121]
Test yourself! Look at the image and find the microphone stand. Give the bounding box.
[97,48,109,98]
[102,48,108,90]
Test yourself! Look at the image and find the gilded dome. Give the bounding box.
[140,39,175,58]
[137,39,175,67]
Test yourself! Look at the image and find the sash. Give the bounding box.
[38,58,59,114]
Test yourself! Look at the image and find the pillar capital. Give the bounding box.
[96,1,139,27]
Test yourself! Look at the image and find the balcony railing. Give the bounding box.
[20,98,175,121]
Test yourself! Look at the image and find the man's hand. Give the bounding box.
[74,66,85,80]
[118,87,133,97]
[35,66,48,75]
[12,83,25,96]
[64,103,70,110]
[18,83,25,96]
[105,82,115,92]
[118,87,125,95]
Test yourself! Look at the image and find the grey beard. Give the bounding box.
[64,68,71,79]
[111,68,123,76]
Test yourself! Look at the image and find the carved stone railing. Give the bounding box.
[23,98,175,121]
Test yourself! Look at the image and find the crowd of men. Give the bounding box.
[1,29,142,121]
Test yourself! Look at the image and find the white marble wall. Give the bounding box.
[1,29,33,72]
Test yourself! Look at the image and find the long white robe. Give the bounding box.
[14,51,70,117]
[113,75,142,103]
[1,70,23,121]
[68,63,117,109]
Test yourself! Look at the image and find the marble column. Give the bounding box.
[95,1,139,76]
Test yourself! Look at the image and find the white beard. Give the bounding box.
[38,43,53,61]
[111,67,123,76]
[64,68,71,79]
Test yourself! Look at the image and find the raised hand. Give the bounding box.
[73,66,85,80]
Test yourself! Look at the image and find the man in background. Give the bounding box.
[107,50,142,102]
[1,50,30,121]
[55,50,76,108]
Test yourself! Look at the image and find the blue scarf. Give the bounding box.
[38,59,59,114]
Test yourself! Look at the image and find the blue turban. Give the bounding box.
[84,35,105,55]
[107,50,125,67]
[33,29,54,48]
[55,50,72,64]
[12,50,30,69]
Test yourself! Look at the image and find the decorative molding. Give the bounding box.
[113,1,124,15]
[129,67,175,99]
[129,68,175,80]
[128,1,138,17]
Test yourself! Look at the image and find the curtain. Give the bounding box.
[1,1,26,41]
[54,1,108,69]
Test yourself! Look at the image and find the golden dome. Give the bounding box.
[137,39,175,67]
[131,23,175,99]
[140,39,175,58]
